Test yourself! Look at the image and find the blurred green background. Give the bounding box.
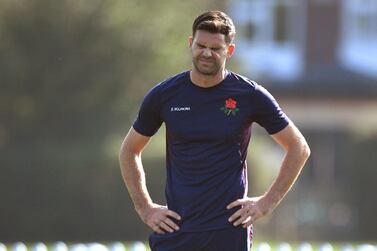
[1,0,376,244]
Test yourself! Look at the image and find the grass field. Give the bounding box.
[1,241,377,251]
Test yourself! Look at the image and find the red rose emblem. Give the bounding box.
[225,98,237,109]
[221,98,239,116]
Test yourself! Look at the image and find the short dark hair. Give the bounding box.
[192,10,236,44]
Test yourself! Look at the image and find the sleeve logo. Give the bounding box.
[220,98,239,116]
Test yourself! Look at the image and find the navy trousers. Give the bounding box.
[149,226,253,251]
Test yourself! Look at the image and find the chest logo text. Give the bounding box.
[170,107,191,112]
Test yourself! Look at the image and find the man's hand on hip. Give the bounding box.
[138,203,181,234]
[226,196,272,228]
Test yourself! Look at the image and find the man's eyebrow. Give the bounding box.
[196,42,223,49]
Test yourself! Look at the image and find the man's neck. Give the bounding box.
[190,68,227,88]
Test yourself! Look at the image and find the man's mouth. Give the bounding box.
[199,58,214,63]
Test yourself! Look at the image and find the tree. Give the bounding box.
[0,0,224,241]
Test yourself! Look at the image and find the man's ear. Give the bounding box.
[227,43,236,58]
[188,36,193,48]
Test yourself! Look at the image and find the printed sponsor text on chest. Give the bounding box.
[170,107,191,112]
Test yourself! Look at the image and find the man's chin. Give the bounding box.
[195,65,219,76]
[199,70,217,76]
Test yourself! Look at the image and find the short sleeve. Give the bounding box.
[133,86,163,137]
[252,84,290,134]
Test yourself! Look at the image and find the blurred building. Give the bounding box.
[229,0,377,241]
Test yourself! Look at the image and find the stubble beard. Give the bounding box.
[192,56,221,76]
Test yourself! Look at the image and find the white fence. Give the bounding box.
[1,242,376,251]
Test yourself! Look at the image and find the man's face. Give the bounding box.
[189,30,235,76]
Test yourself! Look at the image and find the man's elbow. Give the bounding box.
[119,141,133,166]
[119,141,141,165]
[300,140,311,160]
[119,141,127,162]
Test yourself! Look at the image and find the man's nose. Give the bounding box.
[202,48,212,57]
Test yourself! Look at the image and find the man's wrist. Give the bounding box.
[135,200,154,216]
[261,192,281,212]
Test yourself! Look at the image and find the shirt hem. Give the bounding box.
[178,224,236,233]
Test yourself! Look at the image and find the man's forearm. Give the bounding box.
[263,141,310,211]
[119,148,153,214]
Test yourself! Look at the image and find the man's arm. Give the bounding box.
[227,122,310,227]
[119,127,181,234]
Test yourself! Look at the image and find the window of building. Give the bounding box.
[230,0,304,81]
[338,0,377,78]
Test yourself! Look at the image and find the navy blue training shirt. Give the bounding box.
[133,70,290,232]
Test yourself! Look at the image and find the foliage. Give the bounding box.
[0,0,222,241]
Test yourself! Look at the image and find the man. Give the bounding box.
[119,10,310,251]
